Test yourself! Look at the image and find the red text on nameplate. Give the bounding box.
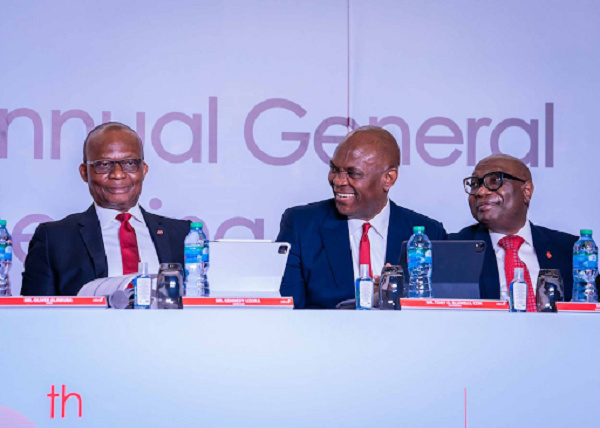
[0,296,107,308]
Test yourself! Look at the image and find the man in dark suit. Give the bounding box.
[277,126,447,309]
[451,154,577,303]
[21,122,190,296]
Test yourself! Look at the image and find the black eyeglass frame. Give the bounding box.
[463,171,527,195]
[85,158,144,174]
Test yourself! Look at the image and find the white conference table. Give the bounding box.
[0,308,598,427]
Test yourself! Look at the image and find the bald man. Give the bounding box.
[22,122,190,296]
[451,154,577,303]
[277,126,447,309]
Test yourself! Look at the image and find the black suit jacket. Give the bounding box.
[276,199,447,309]
[450,223,577,301]
[21,205,190,296]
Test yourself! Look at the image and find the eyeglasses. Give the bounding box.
[463,171,526,195]
[85,159,144,174]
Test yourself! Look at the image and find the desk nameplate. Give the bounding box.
[555,302,600,312]
[401,298,510,310]
[0,296,107,308]
[183,297,294,309]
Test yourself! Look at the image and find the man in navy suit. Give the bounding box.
[277,126,447,309]
[21,122,190,296]
[451,154,577,301]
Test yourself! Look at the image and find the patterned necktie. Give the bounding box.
[116,213,140,275]
[498,235,536,312]
[359,222,372,278]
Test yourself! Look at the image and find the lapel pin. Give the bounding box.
[157,230,164,235]
[546,251,552,259]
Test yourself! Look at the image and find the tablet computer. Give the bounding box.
[399,240,486,299]
[208,240,291,297]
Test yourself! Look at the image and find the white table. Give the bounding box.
[0,309,597,427]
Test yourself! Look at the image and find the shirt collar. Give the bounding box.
[489,219,533,250]
[348,198,390,238]
[94,203,145,230]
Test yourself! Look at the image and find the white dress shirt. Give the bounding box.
[348,199,390,281]
[489,220,540,300]
[95,204,160,277]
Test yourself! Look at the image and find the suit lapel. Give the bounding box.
[320,205,354,291]
[78,205,108,278]
[474,225,501,299]
[531,223,554,270]
[142,207,172,264]
[385,201,410,265]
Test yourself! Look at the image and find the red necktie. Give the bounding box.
[359,222,372,278]
[499,235,536,312]
[116,213,140,275]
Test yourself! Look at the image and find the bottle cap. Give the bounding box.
[0,220,6,226]
[513,267,524,281]
[359,264,370,278]
[413,226,425,232]
[191,222,203,228]
[138,262,149,275]
[580,229,593,236]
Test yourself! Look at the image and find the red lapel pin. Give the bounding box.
[546,251,552,259]
[157,230,164,235]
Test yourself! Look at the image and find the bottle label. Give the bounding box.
[359,280,373,308]
[574,253,598,270]
[184,245,203,263]
[202,245,209,263]
[0,244,12,262]
[512,281,527,311]
[408,248,432,269]
[135,277,152,307]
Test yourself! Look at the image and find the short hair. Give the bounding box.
[82,122,143,161]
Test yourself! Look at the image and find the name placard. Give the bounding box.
[555,302,600,313]
[183,297,294,309]
[400,298,509,311]
[0,296,107,308]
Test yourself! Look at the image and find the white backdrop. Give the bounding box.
[1,0,599,294]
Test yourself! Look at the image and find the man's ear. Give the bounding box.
[523,180,534,205]
[382,168,398,192]
[79,163,89,183]
[142,162,149,180]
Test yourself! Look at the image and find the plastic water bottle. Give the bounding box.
[509,267,528,312]
[407,226,433,298]
[133,262,152,309]
[0,220,13,297]
[355,264,374,310]
[184,222,210,297]
[572,229,598,302]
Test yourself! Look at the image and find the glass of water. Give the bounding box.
[536,269,564,312]
[379,265,404,310]
[156,263,184,309]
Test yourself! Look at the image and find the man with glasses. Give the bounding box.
[277,126,447,309]
[21,122,190,295]
[451,154,577,306]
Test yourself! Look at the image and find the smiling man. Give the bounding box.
[276,126,447,309]
[451,154,577,306]
[21,122,190,296]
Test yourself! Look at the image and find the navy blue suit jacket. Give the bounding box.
[21,205,190,296]
[450,223,577,301]
[276,199,447,309]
